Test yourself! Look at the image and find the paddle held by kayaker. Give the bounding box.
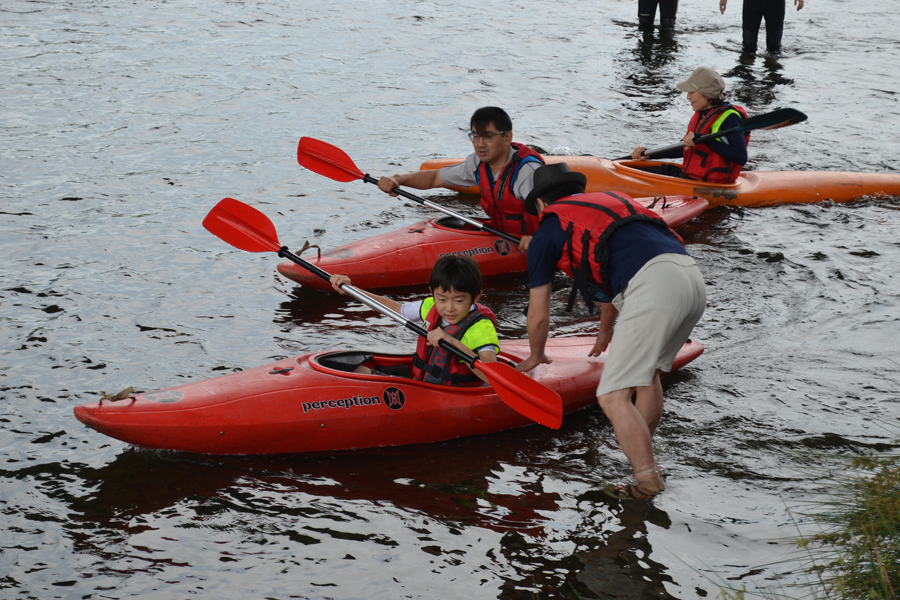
[631,66,749,184]
[376,106,544,252]
[329,255,500,385]
[517,163,707,500]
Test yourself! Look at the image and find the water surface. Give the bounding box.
[2,0,899,598]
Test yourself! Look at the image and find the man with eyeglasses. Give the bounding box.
[377,106,544,250]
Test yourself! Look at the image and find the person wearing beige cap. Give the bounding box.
[631,67,749,184]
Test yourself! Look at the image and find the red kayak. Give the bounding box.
[73,337,704,455]
[278,194,708,291]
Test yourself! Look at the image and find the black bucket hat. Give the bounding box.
[524,163,587,216]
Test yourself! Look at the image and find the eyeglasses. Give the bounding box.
[468,130,508,143]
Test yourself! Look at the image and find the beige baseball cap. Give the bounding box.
[676,67,725,99]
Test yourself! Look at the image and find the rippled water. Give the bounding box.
[2,0,899,598]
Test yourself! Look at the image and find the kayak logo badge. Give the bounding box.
[383,387,406,411]
[142,390,184,403]
[494,239,511,256]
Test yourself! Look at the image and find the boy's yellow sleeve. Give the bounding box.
[460,319,500,356]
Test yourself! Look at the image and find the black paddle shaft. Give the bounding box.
[614,107,808,161]
[360,174,522,245]
[277,246,480,368]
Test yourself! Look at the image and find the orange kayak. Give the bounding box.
[420,156,900,208]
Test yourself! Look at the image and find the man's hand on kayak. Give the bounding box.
[631,147,649,160]
[518,236,532,252]
[589,328,613,357]
[589,302,618,357]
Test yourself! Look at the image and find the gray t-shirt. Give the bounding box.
[438,147,539,201]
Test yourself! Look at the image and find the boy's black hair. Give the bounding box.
[470,106,512,134]
[429,255,483,298]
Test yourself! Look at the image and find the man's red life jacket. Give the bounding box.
[681,103,749,184]
[477,142,545,235]
[541,192,684,312]
[411,302,498,387]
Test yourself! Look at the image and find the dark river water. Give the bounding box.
[2,0,899,598]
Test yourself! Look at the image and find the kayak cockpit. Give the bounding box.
[614,159,741,189]
[312,350,412,378]
[310,350,519,380]
[431,216,492,233]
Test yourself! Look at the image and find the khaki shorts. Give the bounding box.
[596,253,706,396]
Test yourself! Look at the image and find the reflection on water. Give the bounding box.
[724,56,795,108]
[2,0,900,597]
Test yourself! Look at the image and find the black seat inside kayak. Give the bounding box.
[377,364,411,378]
[316,352,374,373]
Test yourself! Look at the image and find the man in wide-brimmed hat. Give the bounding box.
[518,163,706,500]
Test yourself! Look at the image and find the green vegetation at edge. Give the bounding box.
[803,456,899,599]
[720,456,899,599]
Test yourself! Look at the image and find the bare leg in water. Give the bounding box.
[597,371,666,495]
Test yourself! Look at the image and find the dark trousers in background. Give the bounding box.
[638,0,679,31]
[742,0,786,54]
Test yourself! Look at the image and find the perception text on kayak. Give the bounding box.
[439,246,495,258]
[302,394,382,413]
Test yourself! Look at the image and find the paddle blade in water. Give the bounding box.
[203,198,282,253]
[477,361,563,429]
[297,137,365,183]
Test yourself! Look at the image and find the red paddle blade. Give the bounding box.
[203,198,282,253]
[297,137,365,183]
[477,361,563,429]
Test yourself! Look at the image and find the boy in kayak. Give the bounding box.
[631,66,749,184]
[329,255,500,386]
[517,163,706,500]
[376,106,544,250]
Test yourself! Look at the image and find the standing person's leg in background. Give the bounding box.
[763,0,787,53]
[638,0,660,32]
[660,0,679,36]
[741,0,765,55]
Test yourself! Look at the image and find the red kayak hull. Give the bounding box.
[277,195,708,291]
[420,156,900,208]
[73,337,704,455]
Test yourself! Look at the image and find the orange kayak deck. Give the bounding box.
[420,156,900,208]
